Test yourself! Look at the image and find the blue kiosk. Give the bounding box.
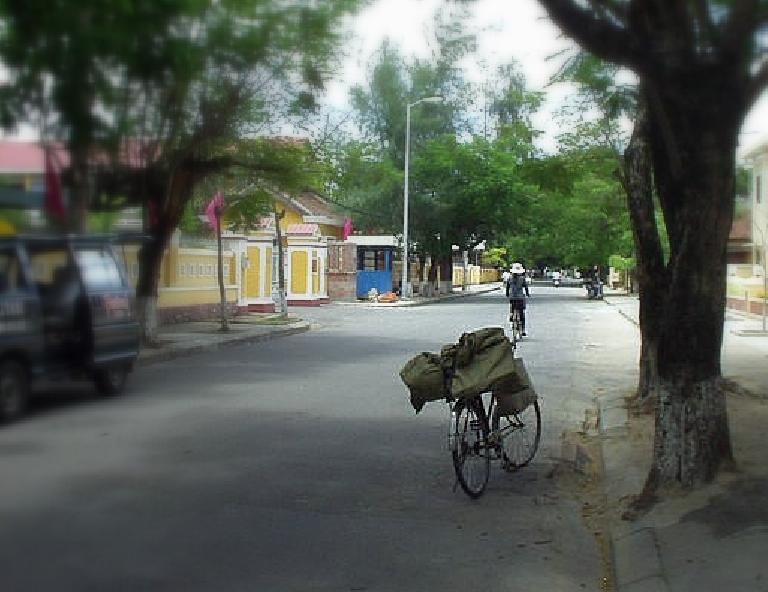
[349,235,397,298]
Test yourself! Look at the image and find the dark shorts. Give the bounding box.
[509,298,526,311]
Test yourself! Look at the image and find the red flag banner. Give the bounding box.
[205,191,224,231]
[44,148,66,220]
[342,218,353,240]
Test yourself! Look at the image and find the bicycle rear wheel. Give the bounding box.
[451,397,490,499]
[510,309,523,343]
[491,399,541,471]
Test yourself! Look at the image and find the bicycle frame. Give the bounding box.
[448,392,524,455]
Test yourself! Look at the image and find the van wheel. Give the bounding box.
[0,361,29,423]
[94,365,129,396]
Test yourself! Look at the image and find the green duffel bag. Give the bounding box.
[452,327,508,368]
[493,358,538,415]
[450,338,518,399]
[400,352,446,413]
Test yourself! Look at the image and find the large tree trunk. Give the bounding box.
[622,96,666,410]
[136,233,167,345]
[426,255,438,297]
[438,254,453,295]
[273,205,288,319]
[536,0,764,498]
[216,207,229,332]
[135,168,195,345]
[68,144,90,233]
[641,80,737,491]
[417,252,428,297]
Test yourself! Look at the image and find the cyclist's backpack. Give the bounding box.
[400,352,446,413]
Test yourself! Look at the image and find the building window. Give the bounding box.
[359,249,388,271]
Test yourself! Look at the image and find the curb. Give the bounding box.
[593,381,669,592]
[136,322,311,367]
[603,297,640,328]
[611,528,669,592]
[373,285,502,307]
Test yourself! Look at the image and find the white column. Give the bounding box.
[320,249,327,297]
[307,248,313,298]
[259,245,268,298]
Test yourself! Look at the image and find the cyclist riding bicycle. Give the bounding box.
[506,262,530,336]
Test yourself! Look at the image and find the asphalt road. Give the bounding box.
[0,286,639,591]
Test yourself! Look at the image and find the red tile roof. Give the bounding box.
[0,141,69,173]
[286,223,319,236]
[0,139,159,174]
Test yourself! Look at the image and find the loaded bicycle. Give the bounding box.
[447,360,541,499]
[400,327,542,500]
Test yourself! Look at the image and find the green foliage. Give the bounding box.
[411,134,537,252]
[481,247,507,267]
[504,143,633,270]
[609,254,635,271]
[194,137,325,235]
[0,209,30,233]
[331,8,543,263]
[0,0,363,216]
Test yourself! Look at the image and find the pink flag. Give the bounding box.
[44,148,66,220]
[342,218,353,240]
[205,191,224,231]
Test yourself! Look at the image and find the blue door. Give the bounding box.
[356,248,393,298]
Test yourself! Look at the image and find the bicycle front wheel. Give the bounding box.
[513,311,523,343]
[491,399,541,471]
[451,397,491,499]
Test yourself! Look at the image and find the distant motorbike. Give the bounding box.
[552,277,561,288]
[585,278,603,300]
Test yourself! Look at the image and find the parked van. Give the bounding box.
[0,234,140,422]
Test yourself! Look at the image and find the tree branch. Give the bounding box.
[722,0,762,55]
[586,0,628,25]
[691,0,717,47]
[537,0,642,67]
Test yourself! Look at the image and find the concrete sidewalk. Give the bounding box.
[599,294,768,592]
[137,314,311,366]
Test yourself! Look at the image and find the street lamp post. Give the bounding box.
[401,95,443,299]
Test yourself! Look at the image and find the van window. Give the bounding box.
[28,248,70,286]
[75,248,124,289]
[0,249,24,293]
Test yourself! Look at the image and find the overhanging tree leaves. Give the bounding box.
[0,1,362,343]
[537,0,768,493]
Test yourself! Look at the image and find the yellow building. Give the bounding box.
[115,190,345,321]
[228,190,344,313]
